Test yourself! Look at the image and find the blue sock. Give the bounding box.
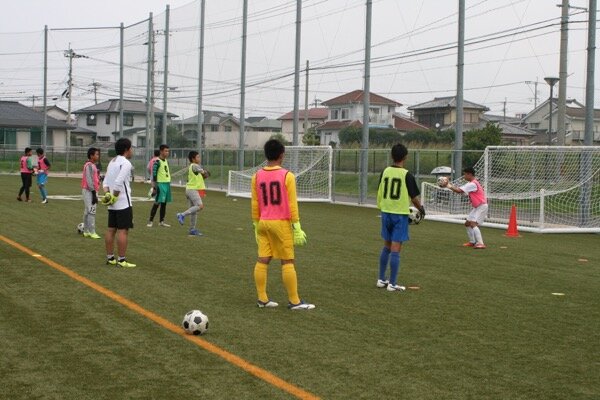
[378,247,391,281]
[40,187,47,200]
[389,252,401,285]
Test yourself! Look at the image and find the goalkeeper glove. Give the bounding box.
[417,205,425,218]
[101,192,118,206]
[91,190,98,205]
[292,222,307,246]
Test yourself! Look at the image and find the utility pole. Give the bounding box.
[304,60,309,136]
[503,98,507,122]
[197,0,205,152]
[146,13,154,172]
[119,22,124,138]
[454,0,465,179]
[162,4,170,145]
[238,0,248,170]
[43,25,48,148]
[584,0,596,145]
[90,81,101,104]
[292,0,302,145]
[557,0,570,145]
[359,0,372,204]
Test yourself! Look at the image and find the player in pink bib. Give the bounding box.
[446,167,488,249]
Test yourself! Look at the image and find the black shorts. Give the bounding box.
[108,207,134,230]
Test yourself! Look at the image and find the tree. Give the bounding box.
[338,126,362,146]
[269,132,290,145]
[302,127,320,145]
[166,124,192,148]
[462,122,502,167]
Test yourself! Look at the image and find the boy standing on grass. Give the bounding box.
[147,144,172,227]
[35,148,51,204]
[81,147,101,239]
[251,139,315,310]
[17,147,33,202]
[444,166,488,249]
[376,143,424,292]
[102,138,136,268]
[177,151,209,236]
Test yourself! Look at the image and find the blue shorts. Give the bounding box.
[37,173,48,185]
[380,212,409,243]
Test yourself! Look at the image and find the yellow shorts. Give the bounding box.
[257,220,294,260]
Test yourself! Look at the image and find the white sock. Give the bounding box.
[466,227,475,243]
[473,226,484,244]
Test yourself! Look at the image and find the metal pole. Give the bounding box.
[162,5,170,145]
[548,85,554,145]
[197,0,205,152]
[454,0,465,177]
[304,60,309,136]
[119,22,124,138]
[239,0,248,170]
[42,25,48,148]
[292,0,302,146]
[584,0,596,145]
[146,13,153,172]
[557,0,569,145]
[359,0,372,204]
[66,46,73,171]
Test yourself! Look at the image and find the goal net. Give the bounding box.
[227,146,333,202]
[422,146,600,233]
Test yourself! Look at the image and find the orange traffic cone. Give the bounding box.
[505,204,520,237]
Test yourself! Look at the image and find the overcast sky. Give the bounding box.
[1,0,597,120]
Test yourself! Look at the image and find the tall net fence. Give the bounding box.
[422,146,600,233]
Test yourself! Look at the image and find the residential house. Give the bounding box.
[32,105,69,122]
[246,116,282,133]
[72,99,177,147]
[33,104,95,147]
[392,112,429,133]
[408,96,489,130]
[479,114,536,145]
[521,98,600,144]
[315,90,402,146]
[277,108,328,142]
[0,101,70,150]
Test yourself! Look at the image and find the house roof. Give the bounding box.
[315,120,362,131]
[180,110,240,126]
[32,105,68,115]
[248,118,281,129]
[565,106,600,119]
[0,101,72,129]
[278,108,329,120]
[408,96,489,111]
[322,90,401,107]
[481,114,523,124]
[111,127,146,136]
[73,99,178,118]
[246,116,266,124]
[392,113,429,131]
[71,126,96,135]
[493,121,536,137]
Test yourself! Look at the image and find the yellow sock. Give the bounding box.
[282,263,300,305]
[254,262,269,303]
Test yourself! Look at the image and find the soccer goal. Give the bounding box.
[422,146,600,233]
[227,146,333,202]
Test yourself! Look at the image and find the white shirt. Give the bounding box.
[103,155,133,210]
[459,181,477,194]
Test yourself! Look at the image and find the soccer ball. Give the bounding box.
[77,223,85,234]
[437,176,449,187]
[182,310,209,335]
[200,169,210,179]
[408,206,423,224]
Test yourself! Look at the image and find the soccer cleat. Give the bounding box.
[177,213,185,225]
[387,284,406,292]
[288,301,315,310]
[257,300,279,308]
[159,221,171,227]
[117,260,137,268]
[17,196,22,201]
[83,232,91,238]
[41,199,48,204]
[463,242,476,247]
[88,233,101,239]
[474,243,487,249]
[376,279,389,288]
[146,221,153,227]
[188,229,203,236]
[106,258,117,266]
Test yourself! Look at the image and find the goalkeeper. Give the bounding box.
[250,139,315,311]
[376,143,424,292]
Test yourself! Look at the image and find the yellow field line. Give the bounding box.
[0,234,320,400]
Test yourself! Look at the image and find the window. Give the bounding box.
[341,108,349,120]
[225,125,232,132]
[124,113,134,126]
[137,137,146,147]
[105,114,111,124]
[370,107,380,115]
[97,136,110,142]
[87,114,97,126]
[211,125,219,132]
[331,109,339,120]
[0,128,17,146]
[30,128,42,146]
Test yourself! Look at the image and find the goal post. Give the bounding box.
[422,146,600,233]
[227,146,333,202]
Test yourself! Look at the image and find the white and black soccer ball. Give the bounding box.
[408,206,423,225]
[182,310,209,335]
[77,222,85,234]
[437,176,449,187]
